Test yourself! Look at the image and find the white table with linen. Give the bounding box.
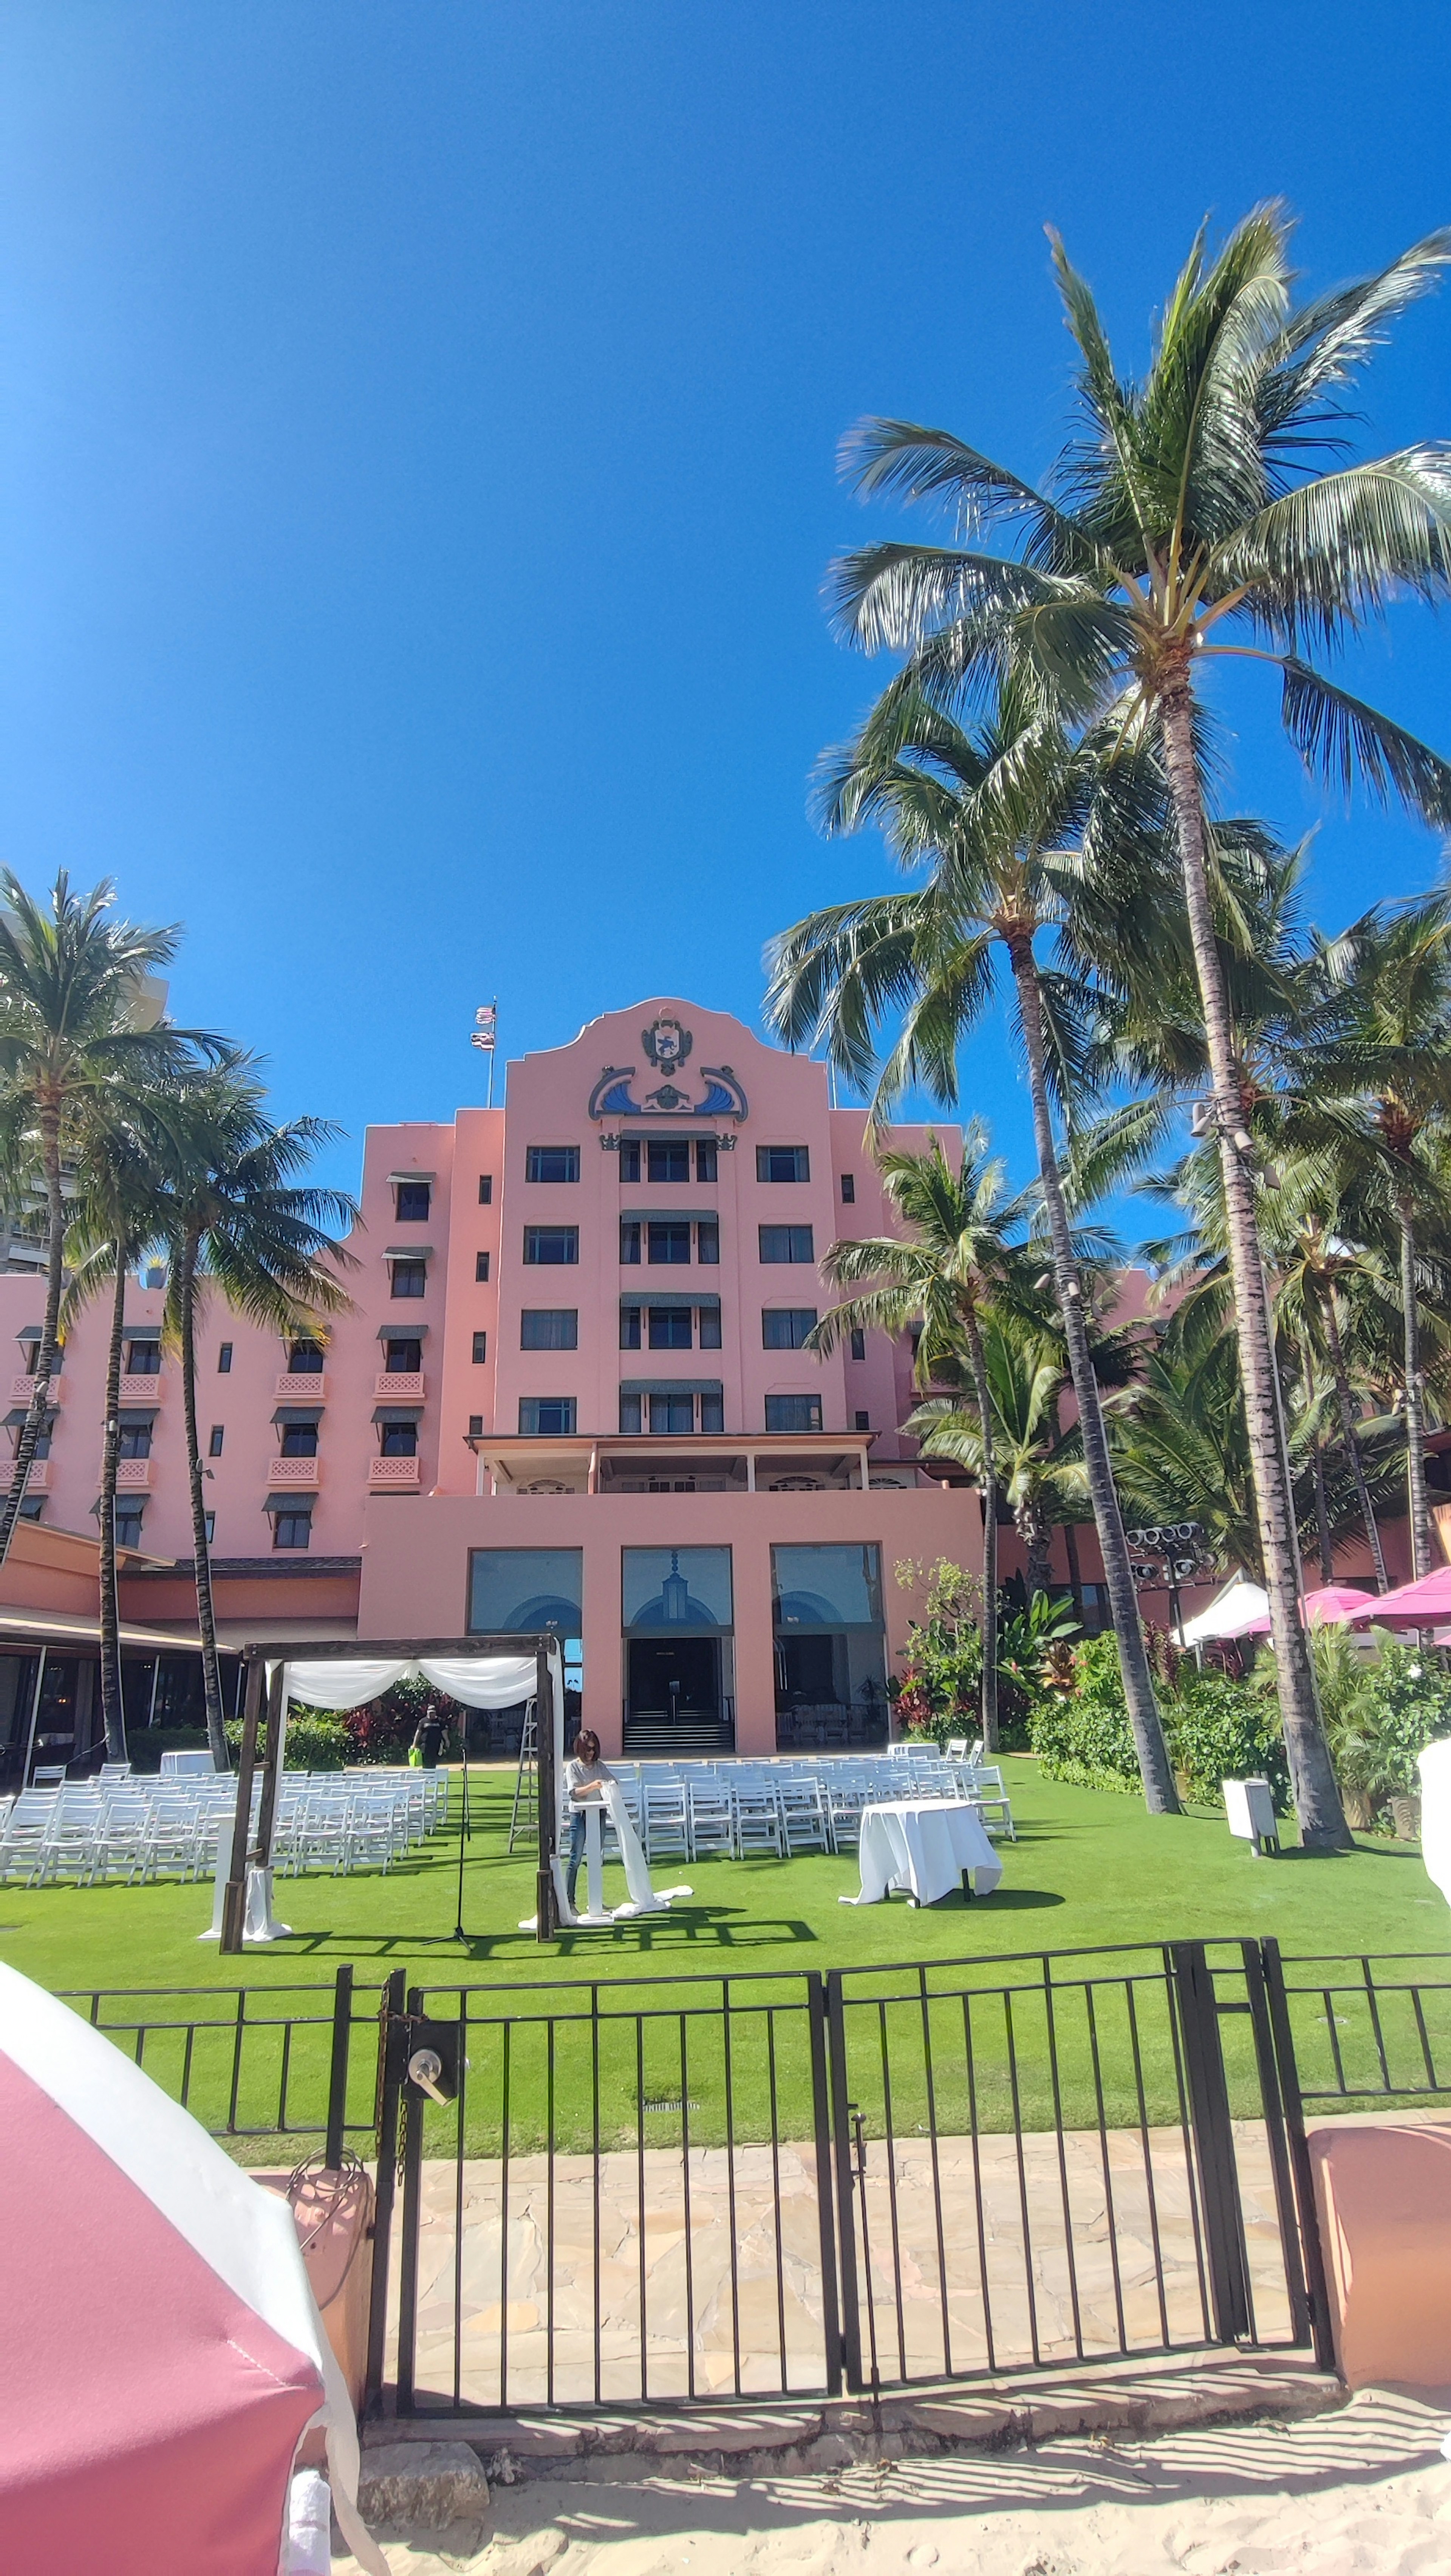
[160,1749,217,1777]
[840,1796,1002,1907]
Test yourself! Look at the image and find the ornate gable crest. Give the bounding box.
[641,1013,692,1072]
[589,1010,748,1125]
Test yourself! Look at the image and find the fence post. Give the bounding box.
[1238,1940,1311,2347]
[394,1985,427,2415]
[325,1963,354,2173]
[806,1972,844,2396]
[1259,1938,1337,2372]
[823,1971,863,2393]
[1169,1941,1252,2344]
[364,1968,407,2414]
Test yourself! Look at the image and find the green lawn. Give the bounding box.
[4,1758,1448,2157]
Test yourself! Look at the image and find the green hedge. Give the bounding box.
[1028,1637,1290,1808]
[223,1713,352,1771]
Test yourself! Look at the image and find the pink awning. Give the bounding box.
[1347,1566,1451,1625]
[1237,1584,1381,1638]
[0,1963,387,2576]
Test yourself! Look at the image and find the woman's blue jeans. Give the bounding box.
[566,1807,587,1906]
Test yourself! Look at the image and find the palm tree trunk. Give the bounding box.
[1158,670,1347,1849]
[1312,1440,1334,1585]
[97,1255,128,1759]
[960,1303,1000,1751]
[179,1235,228,1769]
[1019,1504,1054,1604]
[1007,935,1179,1813]
[1396,1191,1434,1581]
[1318,1283,1390,1590]
[0,1111,65,1568]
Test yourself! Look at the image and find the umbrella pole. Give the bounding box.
[453,1710,470,1943]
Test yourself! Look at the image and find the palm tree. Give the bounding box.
[908,1313,1088,1606]
[1295,894,1451,1579]
[1262,1149,1394,1590]
[823,208,1451,1844]
[0,874,205,1568]
[805,1129,1025,1748]
[160,1064,358,1768]
[62,1110,178,1757]
[767,680,1181,1811]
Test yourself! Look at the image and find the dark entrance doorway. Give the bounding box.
[625,1635,730,1754]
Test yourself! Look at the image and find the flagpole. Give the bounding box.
[487,996,496,1110]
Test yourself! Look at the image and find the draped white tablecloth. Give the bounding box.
[160,1749,216,1777]
[841,1797,1002,1906]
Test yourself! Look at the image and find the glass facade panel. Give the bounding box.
[765,1393,821,1431]
[759,1226,814,1263]
[623,1545,733,1631]
[526,1145,580,1183]
[518,1396,576,1434]
[469,1546,583,1635]
[763,1307,817,1349]
[521,1308,579,1349]
[772,1543,883,1629]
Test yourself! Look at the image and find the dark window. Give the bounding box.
[757,1145,809,1183]
[280,1422,319,1457]
[854,1409,870,1432]
[478,1174,493,1204]
[766,1394,822,1432]
[619,1392,642,1432]
[620,1220,641,1264]
[760,1225,814,1263]
[521,1308,578,1350]
[648,1307,692,1349]
[114,1505,144,1547]
[695,1139,718,1183]
[518,1396,576,1435]
[840,1173,856,1204]
[379,1421,418,1457]
[218,1342,233,1373]
[472,1331,488,1363]
[467,1412,483,1437]
[475,1250,490,1282]
[523,1226,578,1266]
[620,1305,642,1350]
[118,1421,153,1460]
[647,1220,691,1265]
[272,1509,312,1552]
[649,1392,695,1433]
[619,1138,641,1182]
[384,1338,422,1372]
[700,1391,724,1432]
[288,1340,325,1373]
[647,1139,690,1184]
[763,1307,818,1350]
[525,1145,580,1183]
[390,1260,427,1299]
[697,1303,722,1350]
[849,1327,866,1362]
[696,1219,719,1264]
[30,1424,52,1459]
[208,1425,224,1457]
[203,1512,216,1544]
[394,1180,431,1221]
[125,1341,161,1376]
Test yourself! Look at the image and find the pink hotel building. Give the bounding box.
[0,1001,1008,1769]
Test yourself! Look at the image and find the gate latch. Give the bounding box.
[404,2017,463,2106]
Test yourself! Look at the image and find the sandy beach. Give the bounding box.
[342,2384,1451,2576]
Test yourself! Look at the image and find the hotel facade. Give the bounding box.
[0,1000,1013,1772]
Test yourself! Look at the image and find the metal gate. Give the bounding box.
[370,1937,1346,2415]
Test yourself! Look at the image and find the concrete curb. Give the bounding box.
[363,2352,1345,2486]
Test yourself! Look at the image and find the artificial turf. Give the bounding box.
[3,1758,1446,2157]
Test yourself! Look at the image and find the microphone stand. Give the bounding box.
[452,1709,472,1944]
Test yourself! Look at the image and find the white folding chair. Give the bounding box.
[642,1780,690,1862]
[687,1781,735,1859]
[733,1786,785,1858]
[777,1778,830,1855]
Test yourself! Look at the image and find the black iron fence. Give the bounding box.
[55,1938,1451,2418]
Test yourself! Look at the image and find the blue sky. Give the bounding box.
[0,4,1448,1229]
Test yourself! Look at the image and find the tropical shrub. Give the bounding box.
[1028,1634,1142,1793]
[1169,1674,1289,1811]
[894,1557,985,1749]
[223,1711,351,1771]
[1332,1634,1451,1806]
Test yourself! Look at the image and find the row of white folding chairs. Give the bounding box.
[612,1748,1015,1846]
[0,1787,221,1886]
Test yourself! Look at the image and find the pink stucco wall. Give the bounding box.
[356,1484,981,1755]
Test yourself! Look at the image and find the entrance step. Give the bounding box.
[623,1715,735,1757]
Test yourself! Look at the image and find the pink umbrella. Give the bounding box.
[1347,1565,1451,1625]
[1237,1584,1379,1639]
[0,1961,387,2576]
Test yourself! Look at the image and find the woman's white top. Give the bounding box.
[566,1757,614,1802]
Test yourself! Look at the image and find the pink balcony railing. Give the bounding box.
[368,1456,420,1490]
[8,1460,50,1492]
[9,1373,65,1406]
[118,1372,165,1404]
[269,1455,320,1488]
[275,1372,328,1401]
[372,1372,425,1401]
[116,1458,152,1490]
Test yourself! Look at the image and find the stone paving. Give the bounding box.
[390,2120,1297,2410]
